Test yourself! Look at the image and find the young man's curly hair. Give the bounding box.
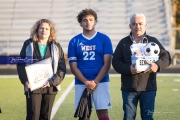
[77,9,98,23]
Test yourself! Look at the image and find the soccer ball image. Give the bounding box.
[143,42,160,56]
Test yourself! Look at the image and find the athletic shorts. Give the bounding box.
[75,82,112,110]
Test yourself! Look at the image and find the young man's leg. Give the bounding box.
[74,84,91,120]
[139,91,156,120]
[74,84,87,109]
[122,91,139,120]
[93,82,111,120]
[96,109,109,120]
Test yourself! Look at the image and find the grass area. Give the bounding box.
[54,77,74,103]
[0,77,73,120]
[0,75,180,120]
[0,78,25,120]
[53,76,180,120]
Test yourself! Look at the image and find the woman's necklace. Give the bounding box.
[40,44,45,48]
[38,39,48,48]
[38,43,47,49]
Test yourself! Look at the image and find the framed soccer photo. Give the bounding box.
[25,57,53,91]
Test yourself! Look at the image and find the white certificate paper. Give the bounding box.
[25,58,53,91]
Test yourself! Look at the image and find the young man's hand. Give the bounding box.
[85,81,98,94]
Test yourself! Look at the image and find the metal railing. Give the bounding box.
[164,0,173,51]
[171,28,180,65]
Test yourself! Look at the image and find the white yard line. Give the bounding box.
[0,75,18,78]
[172,89,178,91]
[109,73,180,77]
[173,79,180,82]
[50,80,74,120]
[0,73,180,78]
[0,74,75,78]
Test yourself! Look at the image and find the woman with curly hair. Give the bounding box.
[17,19,66,120]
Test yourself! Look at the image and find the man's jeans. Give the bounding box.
[122,91,156,120]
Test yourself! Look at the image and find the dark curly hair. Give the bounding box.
[76,9,97,23]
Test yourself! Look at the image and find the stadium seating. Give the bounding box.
[0,0,172,55]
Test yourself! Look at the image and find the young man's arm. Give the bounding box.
[70,62,97,90]
[94,54,112,83]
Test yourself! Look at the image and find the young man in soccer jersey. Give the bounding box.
[68,9,113,120]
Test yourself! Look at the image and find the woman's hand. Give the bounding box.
[25,81,31,88]
[42,82,50,88]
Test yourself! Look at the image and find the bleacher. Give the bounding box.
[0,0,172,55]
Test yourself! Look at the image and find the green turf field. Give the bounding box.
[0,75,180,120]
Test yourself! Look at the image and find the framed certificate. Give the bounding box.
[25,58,53,91]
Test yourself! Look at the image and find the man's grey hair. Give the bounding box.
[130,13,146,24]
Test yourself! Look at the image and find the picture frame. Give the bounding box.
[25,57,53,91]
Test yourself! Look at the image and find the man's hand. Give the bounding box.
[85,81,96,89]
[144,61,158,73]
[130,63,142,74]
